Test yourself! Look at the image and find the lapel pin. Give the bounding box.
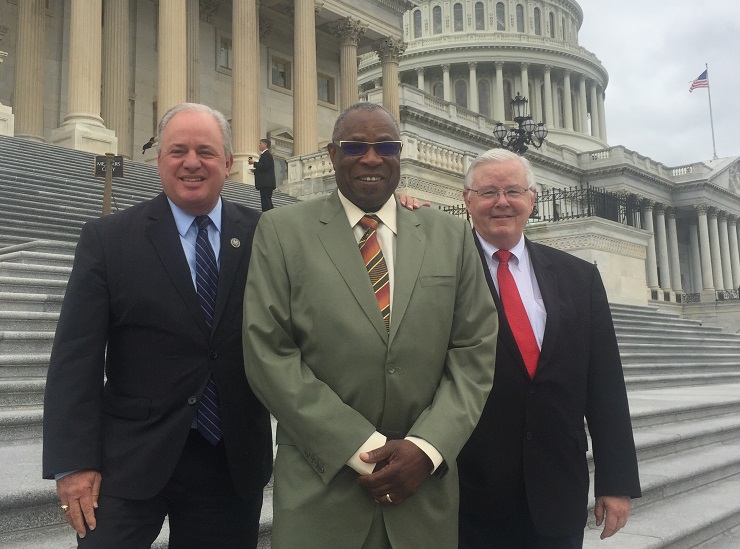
[230,238,241,248]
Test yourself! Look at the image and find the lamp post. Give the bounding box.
[493,92,548,155]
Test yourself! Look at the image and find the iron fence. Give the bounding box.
[529,184,641,227]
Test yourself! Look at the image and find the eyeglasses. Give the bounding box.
[333,140,403,156]
[467,187,531,201]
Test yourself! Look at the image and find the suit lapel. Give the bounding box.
[473,231,530,378]
[211,200,250,335]
[317,193,389,341]
[391,206,424,342]
[526,239,560,371]
[145,194,209,335]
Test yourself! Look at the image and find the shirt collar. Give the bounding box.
[168,197,223,237]
[337,190,398,235]
[476,232,526,264]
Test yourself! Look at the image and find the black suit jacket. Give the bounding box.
[42,193,272,500]
[253,150,276,190]
[458,235,641,536]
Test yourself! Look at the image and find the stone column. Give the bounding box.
[543,66,553,126]
[520,63,529,101]
[494,62,504,121]
[293,1,318,156]
[666,208,683,293]
[14,0,45,141]
[334,18,365,112]
[597,89,607,141]
[102,0,130,157]
[563,70,573,131]
[578,75,588,134]
[158,0,187,116]
[230,0,261,182]
[550,77,560,127]
[589,82,600,138]
[642,201,660,294]
[50,0,117,154]
[707,208,725,291]
[0,49,12,136]
[468,62,479,112]
[717,212,734,290]
[442,64,451,102]
[375,37,406,122]
[416,68,425,92]
[654,204,672,295]
[689,224,703,292]
[695,205,715,294]
[728,216,740,290]
[186,0,200,103]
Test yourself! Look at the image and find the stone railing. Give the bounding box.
[578,146,710,182]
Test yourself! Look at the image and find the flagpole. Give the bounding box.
[705,63,718,159]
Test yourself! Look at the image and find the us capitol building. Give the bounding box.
[1,0,739,329]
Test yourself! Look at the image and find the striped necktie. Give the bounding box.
[494,250,540,378]
[194,215,223,445]
[358,215,391,333]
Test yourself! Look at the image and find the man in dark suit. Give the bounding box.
[42,103,272,548]
[248,138,276,211]
[457,148,641,548]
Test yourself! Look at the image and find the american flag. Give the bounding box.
[689,70,709,92]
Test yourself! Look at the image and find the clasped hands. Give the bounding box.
[357,439,433,506]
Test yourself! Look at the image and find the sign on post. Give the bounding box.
[94,154,124,216]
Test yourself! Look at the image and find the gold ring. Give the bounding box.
[384,493,393,504]
[60,504,70,512]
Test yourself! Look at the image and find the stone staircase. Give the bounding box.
[1,135,740,547]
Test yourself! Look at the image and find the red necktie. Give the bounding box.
[494,250,539,378]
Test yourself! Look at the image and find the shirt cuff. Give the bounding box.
[346,431,387,475]
[405,436,444,474]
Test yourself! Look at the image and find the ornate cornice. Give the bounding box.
[329,18,366,46]
[375,37,407,63]
[399,176,464,200]
[200,0,218,24]
[534,234,646,260]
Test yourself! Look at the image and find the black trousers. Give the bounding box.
[259,187,274,212]
[78,430,263,549]
[459,510,585,549]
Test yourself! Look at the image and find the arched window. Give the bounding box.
[433,81,444,99]
[433,6,442,34]
[516,5,525,33]
[534,8,542,35]
[549,12,555,38]
[478,79,491,117]
[454,3,464,31]
[504,81,514,120]
[475,2,485,30]
[413,10,422,38]
[496,2,506,31]
[455,79,468,109]
[557,88,564,128]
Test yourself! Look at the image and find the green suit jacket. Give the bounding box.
[243,191,497,548]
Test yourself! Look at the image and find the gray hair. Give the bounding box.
[157,103,233,157]
[331,102,400,142]
[464,148,536,190]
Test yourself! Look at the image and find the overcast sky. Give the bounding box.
[575,0,740,166]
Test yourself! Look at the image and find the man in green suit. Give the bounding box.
[243,103,498,548]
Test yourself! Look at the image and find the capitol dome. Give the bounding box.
[359,0,608,152]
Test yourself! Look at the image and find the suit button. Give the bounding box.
[387,364,395,374]
[528,387,535,394]
[526,432,533,440]
[187,396,197,405]
[209,350,218,359]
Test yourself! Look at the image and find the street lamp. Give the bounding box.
[493,92,548,155]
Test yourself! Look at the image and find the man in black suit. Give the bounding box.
[42,103,272,548]
[457,149,641,548]
[248,138,276,211]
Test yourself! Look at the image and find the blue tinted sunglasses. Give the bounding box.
[333,140,403,156]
